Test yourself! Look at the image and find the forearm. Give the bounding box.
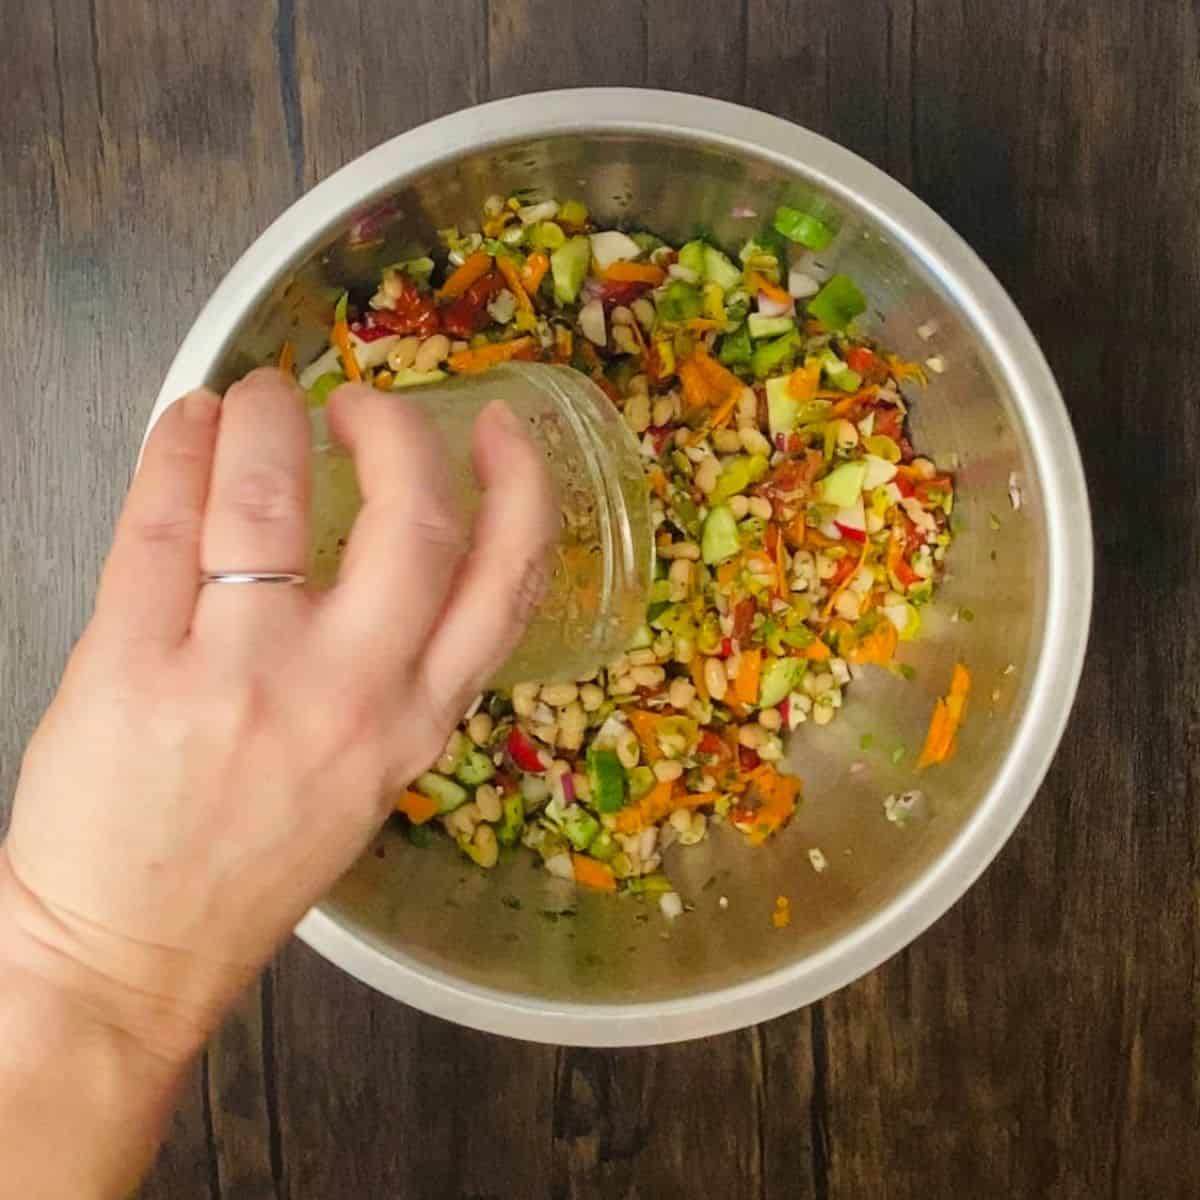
[0,857,189,1198]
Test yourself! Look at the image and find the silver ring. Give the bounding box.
[202,572,307,586]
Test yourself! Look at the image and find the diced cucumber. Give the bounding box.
[702,504,741,565]
[678,240,707,276]
[551,236,592,304]
[588,829,618,862]
[657,281,704,322]
[747,313,797,340]
[586,746,627,813]
[626,765,656,801]
[454,747,496,787]
[626,623,654,651]
[414,772,468,813]
[703,244,743,290]
[759,657,804,708]
[307,371,346,408]
[819,461,868,508]
[390,367,447,389]
[497,790,525,847]
[772,206,835,250]
[562,805,601,852]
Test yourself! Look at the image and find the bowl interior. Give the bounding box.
[208,128,1047,1012]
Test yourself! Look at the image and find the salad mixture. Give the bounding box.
[295,193,964,916]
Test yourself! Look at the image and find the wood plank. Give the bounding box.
[645,0,748,103]
[487,0,647,98]
[268,938,558,1199]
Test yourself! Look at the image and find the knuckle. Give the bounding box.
[408,502,466,554]
[509,557,550,626]
[130,508,204,547]
[225,467,305,527]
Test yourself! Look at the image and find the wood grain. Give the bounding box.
[1,1,1198,1197]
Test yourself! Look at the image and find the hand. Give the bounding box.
[1,369,556,1065]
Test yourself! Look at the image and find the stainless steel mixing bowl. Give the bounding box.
[152,89,1091,1045]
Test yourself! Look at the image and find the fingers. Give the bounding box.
[92,389,221,649]
[418,401,558,712]
[194,369,312,636]
[321,384,468,660]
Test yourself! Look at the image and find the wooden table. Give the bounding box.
[4,3,1197,1196]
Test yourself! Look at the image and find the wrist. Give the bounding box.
[0,846,224,1072]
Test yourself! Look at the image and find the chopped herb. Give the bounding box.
[859,733,875,750]
[891,744,907,764]
[988,512,1002,531]
[501,894,523,911]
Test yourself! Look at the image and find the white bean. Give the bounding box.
[631,664,666,689]
[579,683,605,712]
[668,678,696,710]
[467,712,494,746]
[413,333,450,372]
[540,683,579,708]
[616,729,641,770]
[475,785,502,822]
[472,823,499,868]
[747,496,773,521]
[387,336,421,371]
[695,456,720,495]
[652,759,683,783]
[704,657,728,701]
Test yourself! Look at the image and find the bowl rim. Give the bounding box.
[152,87,1092,1046]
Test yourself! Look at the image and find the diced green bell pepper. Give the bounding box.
[626,765,656,801]
[772,205,835,250]
[586,746,627,813]
[751,332,800,378]
[528,221,566,251]
[807,273,867,331]
[678,240,707,276]
[718,323,753,367]
[390,367,447,389]
[497,790,525,847]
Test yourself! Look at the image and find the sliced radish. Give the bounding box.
[667,263,699,284]
[882,604,910,633]
[861,454,899,489]
[544,852,575,881]
[817,515,843,540]
[833,497,867,542]
[579,298,607,346]
[589,230,642,269]
[756,292,794,318]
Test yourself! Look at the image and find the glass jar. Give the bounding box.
[308,363,652,687]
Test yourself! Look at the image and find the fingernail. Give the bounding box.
[181,390,221,424]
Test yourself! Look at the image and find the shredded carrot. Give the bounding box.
[803,638,832,661]
[446,336,535,374]
[784,512,807,548]
[788,357,821,401]
[805,528,840,549]
[846,620,898,666]
[884,353,928,386]
[823,539,870,617]
[734,648,762,706]
[600,260,666,286]
[772,895,792,928]
[437,250,493,300]
[496,255,533,312]
[745,271,793,307]
[571,854,617,891]
[278,340,295,375]
[520,251,550,294]
[373,370,394,391]
[690,654,710,705]
[553,324,574,363]
[738,769,800,845]
[679,346,746,412]
[716,557,741,587]
[681,318,724,333]
[627,710,663,762]
[647,466,668,499]
[773,528,789,596]
[331,321,362,383]
[615,779,676,833]
[917,663,971,768]
[395,790,439,824]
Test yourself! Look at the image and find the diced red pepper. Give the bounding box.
[738,745,761,771]
[913,475,954,506]
[834,521,867,543]
[902,514,925,554]
[844,346,877,375]
[441,272,503,337]
[829,557,857,590]
[872,406,904,443]
[506,728,545,773]
[893,473,916,499]
[719,636,733,659]
[596,280,650,307]
[647,426,673,455]
[698,731,732,762]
